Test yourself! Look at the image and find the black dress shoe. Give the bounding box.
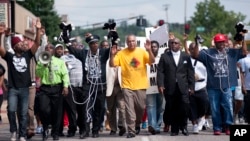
[148,126,156,135]
[80,131,89,139]
[53,135,59,140]
[110,130,116,135]
[67,132,75,137]
[170,132,179,136]
[43,130,49,141]
[92,132,99,138]
[135,127,140,135]
[181,128,189,136]
[127,132,135,138]
[119,127,126,136]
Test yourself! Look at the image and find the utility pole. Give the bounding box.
[163,4,170,24]
[10,0,16,33]
[184,0,187,25]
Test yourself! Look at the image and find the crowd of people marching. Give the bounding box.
[0,19,250,141]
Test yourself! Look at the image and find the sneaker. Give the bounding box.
[197,117,205,131]
[193,124,199,134]
[19,137,26,141]
[239,117,245,124]
[141,122,147,129]
[234,114,239,124]
[202,120,210,130]
[36,126,43,134]
[225,129,230,135]
[214,131,221,135]
[10,132,17,141]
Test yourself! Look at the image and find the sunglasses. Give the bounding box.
[171,42,179,44]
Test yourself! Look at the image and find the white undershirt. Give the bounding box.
[171,50,181,65]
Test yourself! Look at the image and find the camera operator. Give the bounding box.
[193,33,247,135]
[63,32,110,138]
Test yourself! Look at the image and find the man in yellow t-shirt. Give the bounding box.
[109,34,155,138]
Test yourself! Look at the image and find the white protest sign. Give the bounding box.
[145,25,169,94]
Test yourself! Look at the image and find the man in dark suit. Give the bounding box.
[157,38,195,136]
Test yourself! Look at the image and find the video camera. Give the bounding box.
[195,34,204,44]
[57,22,72,43]
[103,22,120,46]
[234,22,248,42]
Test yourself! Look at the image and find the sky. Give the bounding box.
[54,0,250,28]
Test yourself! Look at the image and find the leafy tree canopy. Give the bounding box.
[17,0,61,43]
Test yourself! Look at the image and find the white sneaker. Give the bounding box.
[234,114,239,124]
[239,117,245,124]
[19,137,26,141]
[10,132,16,141]
[197,117,205,131]
[36,126,43,134]
[193,124,199,134]
[204,120,210,129]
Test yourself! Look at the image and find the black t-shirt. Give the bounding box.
[3,50,33,88]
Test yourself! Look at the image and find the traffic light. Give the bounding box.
[158,19,165,26]
[184,24,190,34]
[136,17,147,27]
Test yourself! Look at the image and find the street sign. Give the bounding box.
[196,26,205,32]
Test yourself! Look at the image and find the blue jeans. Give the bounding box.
[146,93,165,131]
[207,88,233,131]
[7,87,29,137]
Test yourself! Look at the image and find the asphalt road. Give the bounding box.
[0,100,230,141]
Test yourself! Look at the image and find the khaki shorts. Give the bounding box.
[234,86,244,100]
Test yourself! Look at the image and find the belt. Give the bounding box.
[41,83,62,87]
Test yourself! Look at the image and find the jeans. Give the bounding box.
[7,87,29,137]
[146,93,165,131]
[207,88,233,131]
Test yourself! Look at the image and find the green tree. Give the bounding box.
[189,0,246,46]
[17,0,61,43]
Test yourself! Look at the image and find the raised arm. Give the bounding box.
[35,27,47,60]
[0,23,7,57]
[241,39,248,56]
[3,28,14,54]
[30,18,42,55]
[109,45,117,67]
[183,33,190,55]
[193,36,200,59]
[144,39,155,64]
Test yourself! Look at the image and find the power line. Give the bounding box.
[76,15,141,29]
[55,0,161,8]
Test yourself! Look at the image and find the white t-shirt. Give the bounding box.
[191,58,207,91]
[239,54,250,90]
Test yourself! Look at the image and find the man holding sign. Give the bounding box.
[146,40,164,135]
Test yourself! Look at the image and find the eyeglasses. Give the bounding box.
[171,42,179,45]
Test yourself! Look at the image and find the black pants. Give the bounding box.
[38,84,63,136]
[244,91,250,123]
[59,86,77,134]
[189,88,209,121]
[71,87,88,134]
[164,84,190,133]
